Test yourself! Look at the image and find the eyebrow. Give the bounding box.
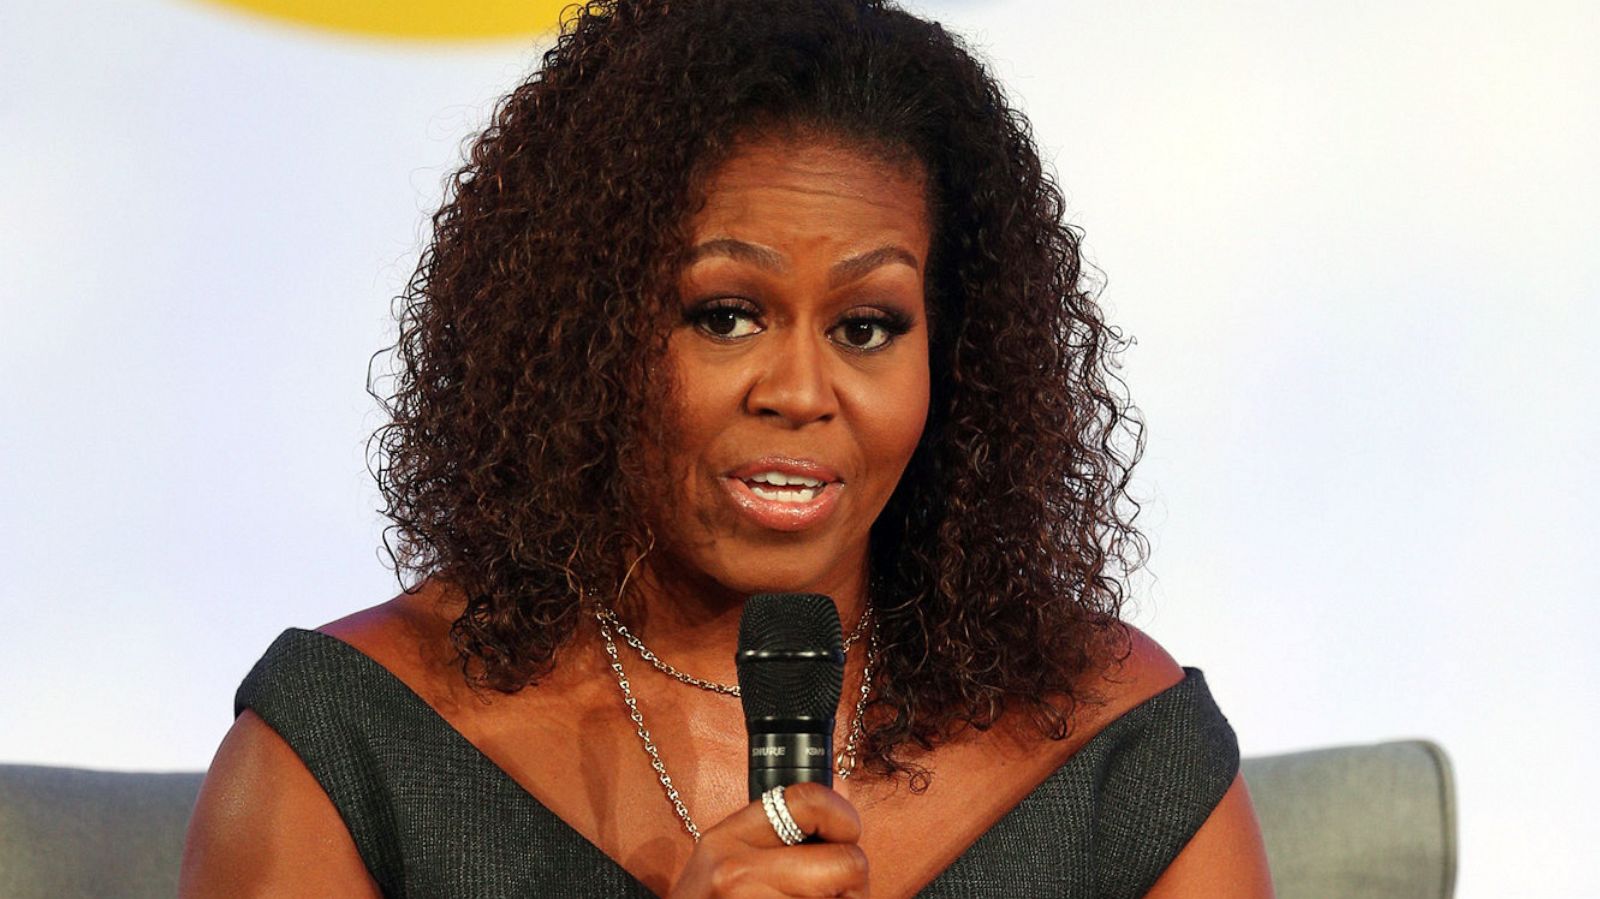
[685,238,921,287]
[826,245,922,288]
[685,238,787,272]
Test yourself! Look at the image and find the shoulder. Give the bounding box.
[179,583,463,897]
[979,624,1190,788]
[315,578,471,706]
[180,709,382,896]
[1069,621,1187,735]
[1103,621,1186,697]
[1098,625,1274,897]
[317,577,463,665]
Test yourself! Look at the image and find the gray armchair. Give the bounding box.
[0,740,1456,898]
[0,764,202,898]
[1242,740,1457,899]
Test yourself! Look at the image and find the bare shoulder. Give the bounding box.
[179,582,466,897]
[179,710,381,897]
[317,578,462,658]
[1075,621,1188,729]
[1111,622,1186,689]
[974,623,1192,786]
[316,579,467,700]
[1106,625,1274,897]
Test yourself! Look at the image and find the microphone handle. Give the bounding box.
[747,730,833,801]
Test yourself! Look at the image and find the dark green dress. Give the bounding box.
[236,629,1238,898]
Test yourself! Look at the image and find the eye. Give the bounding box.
[829,310,913,352]
[686,299,763,340]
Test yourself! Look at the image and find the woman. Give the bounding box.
[181,0,1273,895]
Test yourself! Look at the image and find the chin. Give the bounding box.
[702,545,847,598]
[713,568,826,598]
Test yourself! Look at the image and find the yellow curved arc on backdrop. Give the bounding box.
[197,0,571,40]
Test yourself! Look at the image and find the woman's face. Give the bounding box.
[647,135,932,600]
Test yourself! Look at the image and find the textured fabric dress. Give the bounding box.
[236,628,1238,898]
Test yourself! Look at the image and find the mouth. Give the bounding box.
[721,457,845,532]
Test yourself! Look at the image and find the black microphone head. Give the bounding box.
[736,593,845,727]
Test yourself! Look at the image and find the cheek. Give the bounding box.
[656,340,738,492]
[859,356,931,478]
[662,352,718,446]
[896,378,932,460]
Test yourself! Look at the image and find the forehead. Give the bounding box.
[686,136,931,252]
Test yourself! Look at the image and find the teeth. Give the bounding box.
[749,483,823,503]
[747,471,824,488]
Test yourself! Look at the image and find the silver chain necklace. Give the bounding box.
[594,604,873,696]
[595,608,878,842]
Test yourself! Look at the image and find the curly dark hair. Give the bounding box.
[371,0,1146,784]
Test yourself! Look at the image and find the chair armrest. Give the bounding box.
[0,763,205,899]
[1242,740,1457,899]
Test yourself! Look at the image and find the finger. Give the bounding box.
[747,782,862,847]
[731,844,870,898]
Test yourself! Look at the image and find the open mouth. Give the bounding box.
[726,463,851,527]
[739,472,828,504]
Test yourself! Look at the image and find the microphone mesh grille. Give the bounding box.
[736,594,844,723]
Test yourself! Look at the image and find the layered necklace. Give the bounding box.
[593,601,878,842]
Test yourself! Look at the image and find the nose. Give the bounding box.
[744,329,839,426]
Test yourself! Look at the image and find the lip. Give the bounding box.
[721,455,845,532]
[726,456,843,484]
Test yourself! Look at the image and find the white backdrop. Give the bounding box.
[2,1,1595,896]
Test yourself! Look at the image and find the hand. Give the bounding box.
[668,782,869,898]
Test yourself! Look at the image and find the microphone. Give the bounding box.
[736,593,845,802]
